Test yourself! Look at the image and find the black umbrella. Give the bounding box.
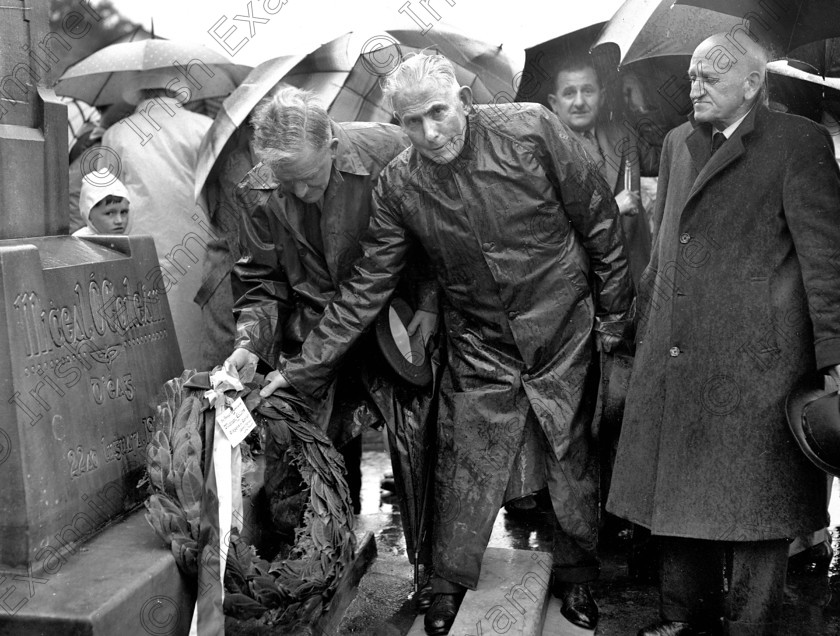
[674,0,840,54]
[374,301,441,593]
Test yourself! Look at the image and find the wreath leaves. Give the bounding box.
[144,370,357,630]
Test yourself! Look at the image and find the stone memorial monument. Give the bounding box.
[0,2,192,633]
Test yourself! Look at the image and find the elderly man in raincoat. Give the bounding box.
[225,86,438,531]
[261,53,634,635]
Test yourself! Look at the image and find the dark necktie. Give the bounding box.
[711,132,726,155]
[583,130,606,165]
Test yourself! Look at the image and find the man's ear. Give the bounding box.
[329,137,339,157]
[744,71,763,101]
[458,86,473,110]
[547,92,558,115]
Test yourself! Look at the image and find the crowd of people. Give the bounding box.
[69,31,840,636]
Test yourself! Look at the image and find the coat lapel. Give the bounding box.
[684,105,760,206]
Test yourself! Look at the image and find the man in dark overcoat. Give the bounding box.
[260,53,635,634]
[608,33,840,636]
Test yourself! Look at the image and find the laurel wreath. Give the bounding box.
[143,370,357,629]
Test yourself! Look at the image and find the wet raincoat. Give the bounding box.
[608,105,840,541]
[232,121,438,447]
[281,103,634,587]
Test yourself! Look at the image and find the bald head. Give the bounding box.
[688,32,768,129]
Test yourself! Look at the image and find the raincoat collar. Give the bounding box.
[330,121,370,177]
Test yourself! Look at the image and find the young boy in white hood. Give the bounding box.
[73,169,130,236]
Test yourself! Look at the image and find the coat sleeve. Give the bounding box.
[634,126,674,339]
[638,125,661,178]
[279,181,412,397]
[230,190,292,367]
[783,121,840,370]
[536,110,635,333]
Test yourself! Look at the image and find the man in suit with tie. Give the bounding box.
[608,33,840,636]
[548,56,661,548]
[547,56,659,286]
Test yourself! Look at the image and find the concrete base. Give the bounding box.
[407,547,554,636]
[313,531,378,636]
[0,509,194,636]
[541,596,595,636]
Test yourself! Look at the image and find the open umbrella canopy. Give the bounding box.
[674,0,840,54]
[194,26,524,201]
[516,22,607,106]
[193,54,306,202]
[278,27,523,122]
[55,39,252,106]
[592,0,744,66]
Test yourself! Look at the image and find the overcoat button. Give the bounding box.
[482,242,495,251]
[508,310,518,319]
[669,346,681,357]
[679,233,691,244]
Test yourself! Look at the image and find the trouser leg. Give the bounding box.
[431,386,524,590]
[658,536,724,624]
[723,539,788,636]
[545,443,600,582]
[544,364,600,584]
[789,476,832,557]
[430,576,466,594]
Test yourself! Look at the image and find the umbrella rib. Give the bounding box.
[787,0,805,53]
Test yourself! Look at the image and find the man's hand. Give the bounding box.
[407,309,439,347]
[615,190,641,216]
[224,348,258,379]
[596,332,623,354]
[260,369,290,397]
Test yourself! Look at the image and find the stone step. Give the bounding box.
[407,547,556,636]
[541,596,596,636]
[0,509,194,636]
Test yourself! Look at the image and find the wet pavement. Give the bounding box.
[338,439,840,636]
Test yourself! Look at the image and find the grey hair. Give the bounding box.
[381,52,460,113]
[250,86,332,173]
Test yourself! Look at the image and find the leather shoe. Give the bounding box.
[637,620,698,636]
[414,581,434,613]
[424,591,465,636]
[788,539,834,575]
[555,583,598,630]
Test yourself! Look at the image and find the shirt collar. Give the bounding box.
[716,110,750,139]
